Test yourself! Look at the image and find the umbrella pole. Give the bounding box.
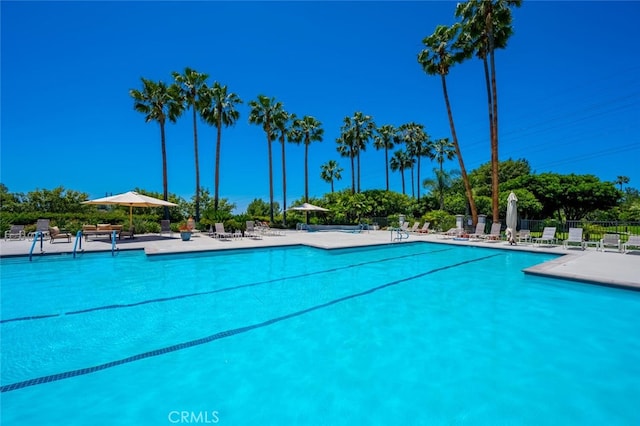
[130,206,133,228]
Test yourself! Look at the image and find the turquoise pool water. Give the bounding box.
[1,243,640,425]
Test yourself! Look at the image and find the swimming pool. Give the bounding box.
[2,243,640,425]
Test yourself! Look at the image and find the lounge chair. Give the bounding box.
[623,235,640,254]
[440,228,464,239]
[257,221,285,236]
[468,223,487,240]
[213,223,233,240]
[245,221,262,239]
[481,222,502,242]
[563,227,585,250]
[517,229,531,244]
[599,234,621,253]
[120,226,135,239]
[160,220,172,237]
[29,219,51,240]
[533,227,557,246]
[4,224,25,241]
[408,222,420,233]
[416,222,430,234]
[49,226,72,243]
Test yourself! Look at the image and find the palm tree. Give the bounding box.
[373,125,397,191]
[615,176,630,192]
[456,0,521,223]
[336,131,356,194]
[390,150,413,195]
[398,122,431,201]
[341,112,375,193]
[320,160,343,193]
[418,24,478,225]
[172,67,209,222]
[248,95,283,224]
[290,116,324,203]
[428,137,456,209]
[200,82,242,212]
[423,168,459,211]
[273,109,293,225]
[129,78,183,219]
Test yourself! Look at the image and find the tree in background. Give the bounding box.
[456,0,522,224]
[291,116,324,203]
[615,175,630,192]
[273,108,294,225]
[336,130,357,194]
[423,168,459,211]
[418,24,478,225]
[129,78,183,218]
[172,67,209,222]
[248,95,283,223]
[200,82,242,212]
[341,112,375,193]
[428,137,456,209]
[390,150,413,195]
[398,122,431,201]
[320,160,343,193]
[373,124,397,191]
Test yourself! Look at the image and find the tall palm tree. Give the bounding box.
[336,131,356,194]
[390,150,413,195]
[129,78,183,219]
[615,176,630,192]
[320,160,343,193]
[200,82,242,212]
[172,67,209,222]
[398,122,431,201]
[428,137,457,209]
[373,125,396,191]
[248,95,283,224]
[418,24,478,225]
[456,0,521,223]
[273,109,293,225]
[342,112,375,193]
[290,116,324,203]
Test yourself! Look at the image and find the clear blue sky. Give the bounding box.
[2,1,639,213]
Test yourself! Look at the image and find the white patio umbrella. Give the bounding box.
[287,203,329,224]
[82,191,178,227]
[506,191,518,231]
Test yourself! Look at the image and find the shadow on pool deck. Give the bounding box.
[1,230,639,290]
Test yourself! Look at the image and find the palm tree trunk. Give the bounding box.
[350,153,356,194]
[192,107,201,222]
[488,7,500,224]
[439,159,445,210]
[331,179,334,193]
[401,168,406,195]
[440,73,478,225]
[357,151,361,193]
[385,147,390,191]
[160,120,170,220]
[304,141,309,202]
[281,133,287,226]
[266,125,275,224]
[410,166,415,198]
[482,55,499,223]
[214,109,222,211]
[416,157,421,201]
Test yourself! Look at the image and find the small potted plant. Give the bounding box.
[178,222,192,241]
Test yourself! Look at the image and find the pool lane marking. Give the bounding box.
[0,247,454,324]
[0,253,500,393]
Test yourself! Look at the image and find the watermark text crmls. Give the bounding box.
[168,411,219,424]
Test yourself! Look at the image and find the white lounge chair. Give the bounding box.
[623,235,640,254]
[599,234,621,253]
[213,222,233,240]
[481,223,502,242]
[416,222,430,234]
[517,229,531,244]
[563,227,585,250]
[245,221,262,239]
[468,223,487,240]
[533,227,556,246]
[4,224,25,241]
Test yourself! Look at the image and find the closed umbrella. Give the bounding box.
[82,191,178,227]
[506,192,518,243]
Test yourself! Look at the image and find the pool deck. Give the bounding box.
[2,230,638,290]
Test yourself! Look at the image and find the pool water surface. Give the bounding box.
[1,243,639,425]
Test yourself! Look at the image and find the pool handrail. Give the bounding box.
[28,231,42,261]
[111,230,118,256]
[72,230,83,258]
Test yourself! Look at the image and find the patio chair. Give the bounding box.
[481,222,502,242]
[213,223,233,240]
[416,222,430,234]
[30,218,51,240]
[160,220,172,237]
[468,223,487,240]
[120,226,135,239]
[439,228,464,239]
[408,221,420,233]
[563,227,585,250]
[517,229,531,244]
[49,226,72,243]
[623,235,640,254]
[4,224,25,241]
[245,221,262,239]
[533,227,557,246]
[599,234,621,253]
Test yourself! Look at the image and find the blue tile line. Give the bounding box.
[1,248,454,324]
[0,253,501,393]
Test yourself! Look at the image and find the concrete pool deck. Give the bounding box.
[1,230,638,290]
